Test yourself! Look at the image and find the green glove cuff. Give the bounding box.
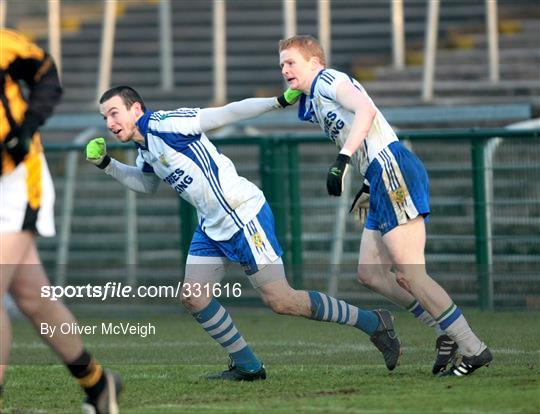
[277,88,302,108]
[96,154,111,169]
[283,88,302,105]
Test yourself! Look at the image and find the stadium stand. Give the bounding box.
[7,0,540,123]
[5,0,539,307]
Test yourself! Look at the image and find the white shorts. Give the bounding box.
[0,152,55,237]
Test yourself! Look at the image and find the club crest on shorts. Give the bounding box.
[390,187,407,205]
[251,232,264,249]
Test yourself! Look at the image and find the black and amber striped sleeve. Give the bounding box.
[7,51,63,129]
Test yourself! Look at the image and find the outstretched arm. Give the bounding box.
[199,89,302,132]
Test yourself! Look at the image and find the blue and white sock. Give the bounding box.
[192,298,261,372]
[436,302,485,356]
[308,291,379,335]
[407,300,444,335]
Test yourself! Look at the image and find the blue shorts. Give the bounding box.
[189,202,283,275]
[364,141,430,235]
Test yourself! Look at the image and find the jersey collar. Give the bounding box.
[297,69,325,122]
[135,110,153,149]
[310,69,325,98]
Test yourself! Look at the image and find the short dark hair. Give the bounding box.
[99,85,146,111]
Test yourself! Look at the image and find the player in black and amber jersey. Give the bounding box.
[0,29,121,414]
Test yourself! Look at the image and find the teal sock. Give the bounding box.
[407,299,443,335]
[192,298,261,371]
[308,291,379,335]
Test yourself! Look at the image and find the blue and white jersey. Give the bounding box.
[135,109,265,241]
[298,68,398,176]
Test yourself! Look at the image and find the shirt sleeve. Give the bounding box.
[5,30,62,126]
[151,98,277,142]
[315,69,352,102]
[199,97,277,132]
[105,158,160,194]
[154,108,204,137]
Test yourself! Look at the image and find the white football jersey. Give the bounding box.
[298,68,398,175]
[134,109,265,241]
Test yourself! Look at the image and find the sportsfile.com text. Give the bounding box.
[40,282,243,301]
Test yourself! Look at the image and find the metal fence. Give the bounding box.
[42,128,540,309]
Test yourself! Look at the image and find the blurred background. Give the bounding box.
[4,0,540,310]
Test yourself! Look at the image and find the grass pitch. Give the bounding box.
[4,309,540,413]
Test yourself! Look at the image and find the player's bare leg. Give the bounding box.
[0,302,10,391]
[359,229,427,307]
[8,236,83,362]
[383,217,492,375]
[359,228,444,329]
[256,262,401,371]
[0,232,28,384]
[382,218,452,316]
[2,232,121,412]
[358,228,457,373]
[256,277,310,317]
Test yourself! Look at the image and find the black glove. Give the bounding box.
[349,183,370,212]
[5,111,42,166]
[349,183,370,224]
[326,153,350,196]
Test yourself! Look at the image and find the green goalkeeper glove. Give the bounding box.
[276,88,302,108]
[86,137,111,169]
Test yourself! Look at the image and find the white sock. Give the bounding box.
[437,304,486,357]
[407,300,444,336]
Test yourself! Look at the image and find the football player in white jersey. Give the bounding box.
[88,85,402,381]
[278,35,492,376]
